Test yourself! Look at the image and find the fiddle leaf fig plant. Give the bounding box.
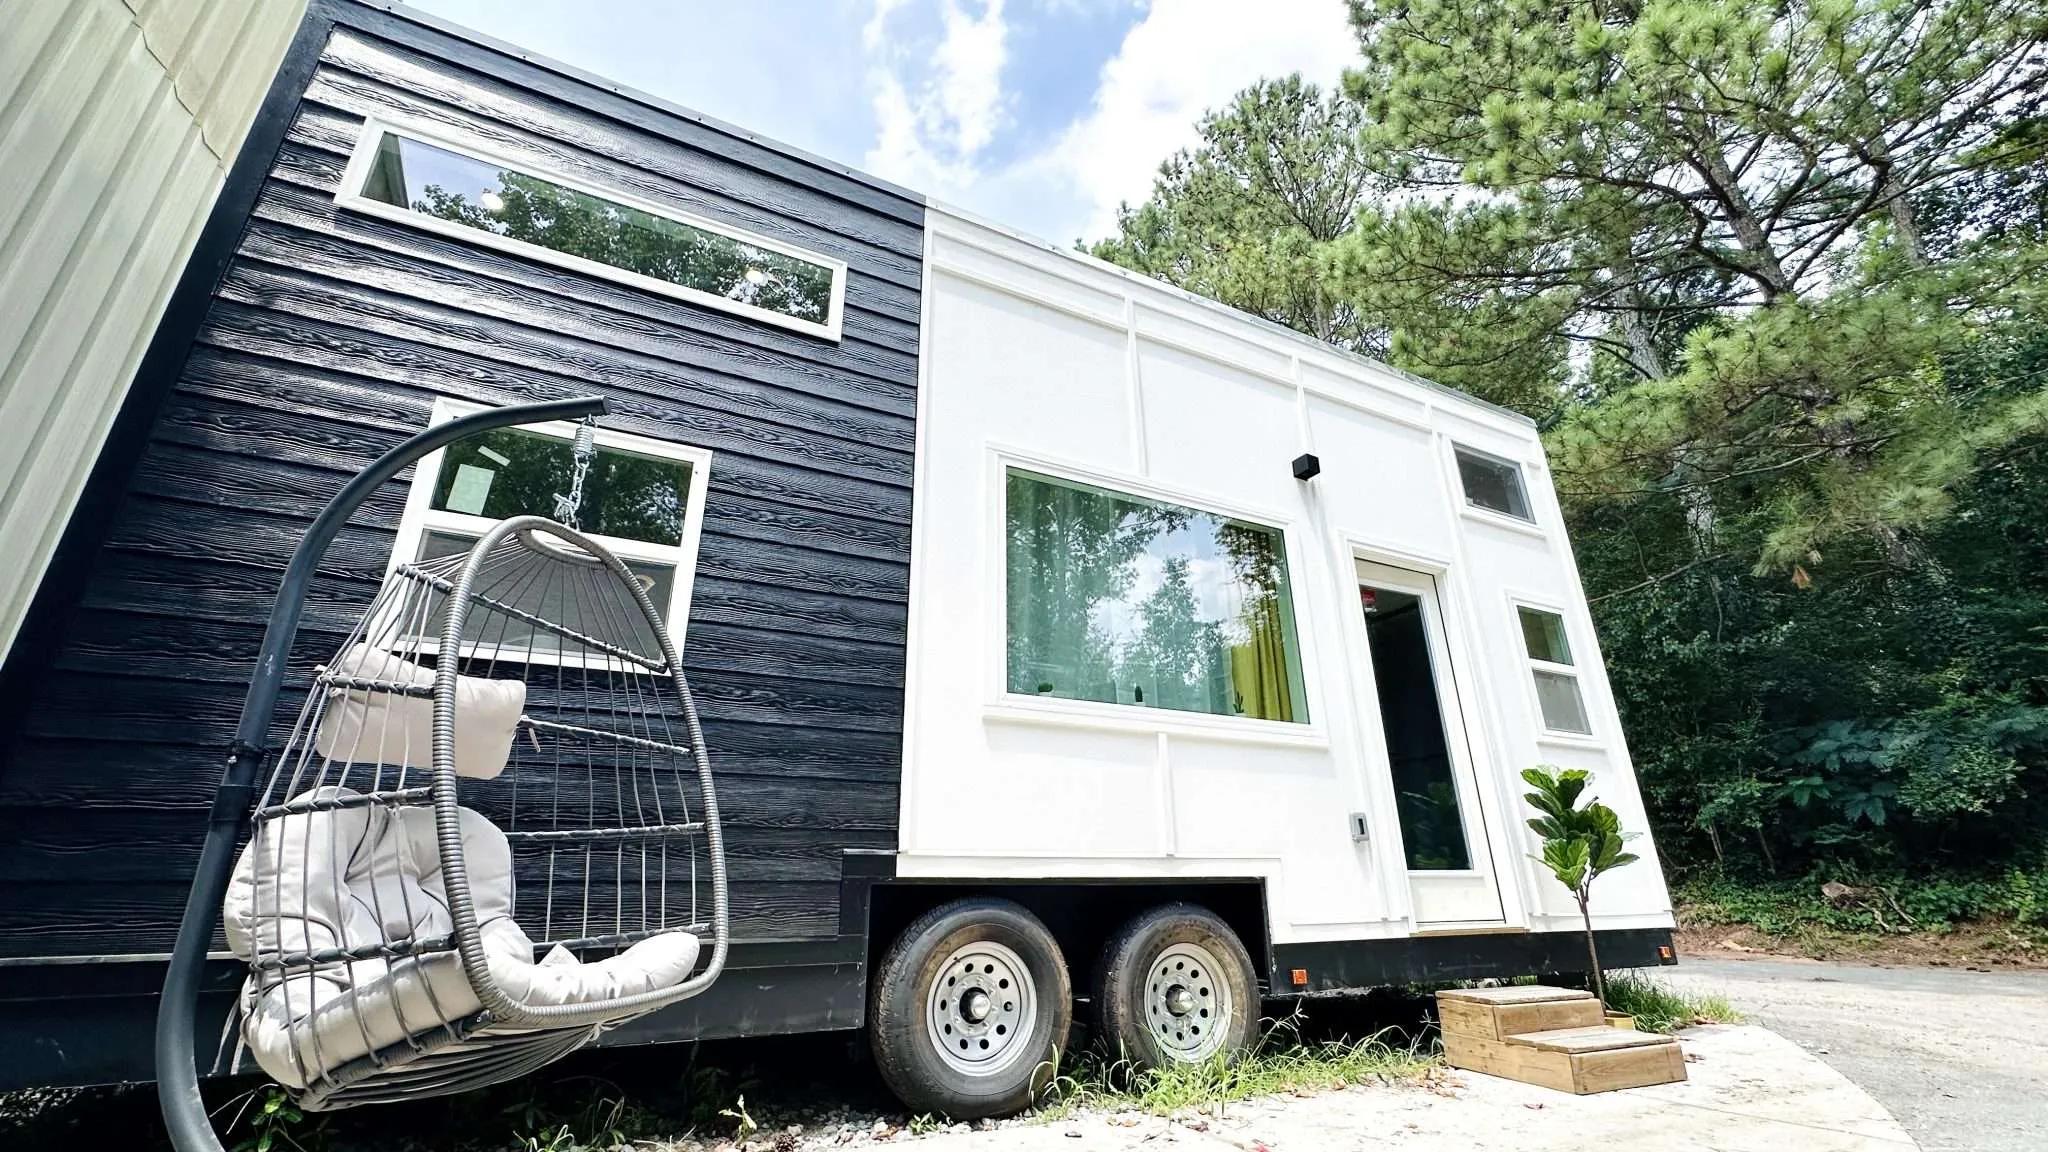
[1523,766,1639,1008]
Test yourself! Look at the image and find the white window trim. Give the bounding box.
[1452,443,1537,524]
[383,397,714,668]
[334,116,850,342]
[984,444,1328,743]
[1460,501,1550,540]
[1507,597,1598,742]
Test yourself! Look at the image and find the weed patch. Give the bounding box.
[1038,1015,1436,1121]
[1601,973,1741,1034]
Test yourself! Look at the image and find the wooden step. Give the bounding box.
[1437,985,1597,1006]
[1436,987,1687,1094]
[1438,985,1602,1040]
[1507,1025,1674,1053]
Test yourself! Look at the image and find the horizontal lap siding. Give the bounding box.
[0,22,920,958]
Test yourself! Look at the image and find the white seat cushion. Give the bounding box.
[224,787,699,1088]
[314,645,526,780]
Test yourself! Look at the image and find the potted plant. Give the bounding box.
[1522,766,1640,1027]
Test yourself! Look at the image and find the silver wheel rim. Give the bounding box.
[1146,941,1231,1062]
[926,940,1036,1077]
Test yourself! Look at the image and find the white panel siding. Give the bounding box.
[0,0,308,662]
[899,205,1678,942]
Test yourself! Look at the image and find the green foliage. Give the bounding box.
[1524,767,1641,894]
[230,1087,321,1152]
[1523,767,1640,1004]
[1343,0,2048,566]
[1090,76,1384,356]
[502,1088,661,1152]
[1600,973,1742,1034]
[1578,332,2048,880]
[717,1093,758,1142]
[1681,866,2048,935]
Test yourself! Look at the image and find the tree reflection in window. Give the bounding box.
[429,428,688,547]
[1004,470,1308,723]
[361,132,835,325]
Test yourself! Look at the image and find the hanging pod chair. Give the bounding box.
[157,398,728,1146]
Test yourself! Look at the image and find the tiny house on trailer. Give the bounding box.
[0,0,1678,1121]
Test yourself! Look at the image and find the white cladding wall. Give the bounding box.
[899,206,1676,943]
[0,0,307,661]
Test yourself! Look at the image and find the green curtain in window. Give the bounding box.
[1228,593,1295,721]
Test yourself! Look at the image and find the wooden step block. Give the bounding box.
[1437,985,1598,1006]
[1437,986,1602,1040]
[1507,1025,1673,1053]
[1443,1028,1686,1095]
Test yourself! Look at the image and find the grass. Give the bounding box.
[1037,1014,1438,1121]
[1601,972,1742,1034]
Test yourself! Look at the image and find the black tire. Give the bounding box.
[1096,903,1259,1070]
[870,898,1073,1118]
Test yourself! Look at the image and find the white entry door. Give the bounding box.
[1354,560,1505,925]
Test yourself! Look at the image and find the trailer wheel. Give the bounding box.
[870,898,1072,1118]
[1096,904,1258,1069]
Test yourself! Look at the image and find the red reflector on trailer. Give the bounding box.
[1290,968,1310,987]
[1658,945,1676,963]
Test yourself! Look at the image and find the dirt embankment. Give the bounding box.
[1676,915,2048,970]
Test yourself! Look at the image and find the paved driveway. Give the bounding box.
[1657,956,2048,1152]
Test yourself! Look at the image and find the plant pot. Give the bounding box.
[1604,1012,1637,1030]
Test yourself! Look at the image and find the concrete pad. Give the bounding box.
[859,1025,1916,1151]
[1657,958,2048,1151]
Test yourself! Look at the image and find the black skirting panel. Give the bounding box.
[0,0,919,961]
[0,943,863,1094]
[1270,927,1678,994]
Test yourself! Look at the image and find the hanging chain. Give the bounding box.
[553,416,598,530]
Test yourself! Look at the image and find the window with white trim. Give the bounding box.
[1003,467,1309,724]
[1517,605,1592,734]
[1454,445,1533,521]
[389,400,712,663]
[336,121,848,340]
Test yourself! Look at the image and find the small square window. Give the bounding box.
[1518,606,1573,665]
[1455,447,1532,521]
[1532,669,1592,733]
[385,401,712,666]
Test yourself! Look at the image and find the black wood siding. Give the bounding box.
[0,16,919,959]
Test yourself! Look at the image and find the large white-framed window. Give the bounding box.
[998,461,1312,727]
[386,398,714,665]
[335,117,849,341]
[1513,602,1594,736]
[1453,444,1534,522]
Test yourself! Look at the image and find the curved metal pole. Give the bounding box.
[156,396,607,1152]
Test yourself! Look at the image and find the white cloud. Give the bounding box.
[863,0,911,49]
[1043,0,1357,239]
[862,0,1356,243]
[863,0,1012,194]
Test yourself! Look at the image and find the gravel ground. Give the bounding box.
[1657,955,2048,1152]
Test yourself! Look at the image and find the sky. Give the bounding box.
[407,0,1359,246]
